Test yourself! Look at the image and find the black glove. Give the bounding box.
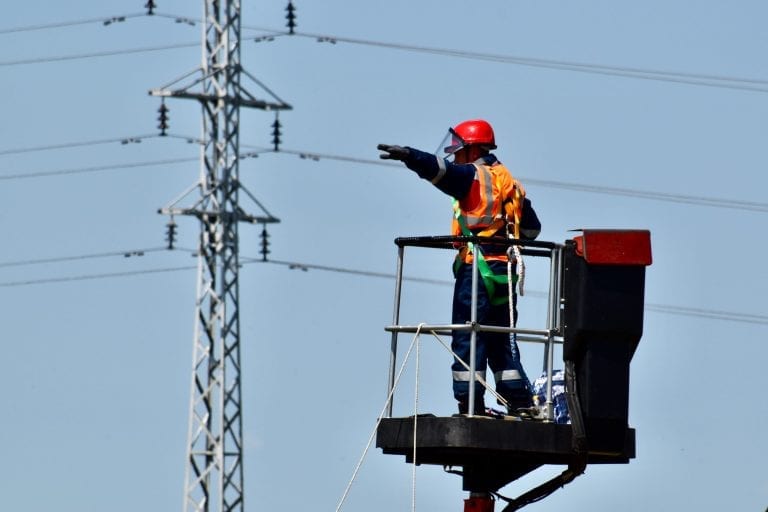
[377,144,410,161]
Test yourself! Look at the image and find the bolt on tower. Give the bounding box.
[150,1,290,511]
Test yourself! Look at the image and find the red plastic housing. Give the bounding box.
[573,229,652,266]
[464,495,494,512]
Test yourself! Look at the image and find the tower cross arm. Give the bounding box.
[149,88,292,111]
[159,206,280,224]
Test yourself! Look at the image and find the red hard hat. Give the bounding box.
[452,119,496,149]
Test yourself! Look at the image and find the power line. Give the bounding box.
[0,14,279,68]
[258,259,768,326]
[0,247,169,268]
[251,257,452,286]
[0,13,146,35]
[0,132,258,161]
[0,132,264,180]
[0,157,198,181]
[0,134,161,156]
[262,147,768,214]
[238,25,768,94]
[0,265,195,287]
[519,177,768,213]
[250,257,768,326]
[1,132,763,213]
[0,249,764,325]
[284,30,768,94]
[644,303,768,325]
[0,245,198,286]
[0,42,198,67]
[2,12,765,94]
[0,11,200,35]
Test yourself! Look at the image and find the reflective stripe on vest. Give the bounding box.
[461,163,496,227]
[452,161,525,254]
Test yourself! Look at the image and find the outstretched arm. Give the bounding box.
[377,144,475,199]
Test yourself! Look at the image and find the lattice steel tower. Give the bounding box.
[150,1,290,511]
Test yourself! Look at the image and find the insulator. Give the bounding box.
[165,218,178,250]
[103,16,126,26]
[285,1,297,34]
[271,115,282,152]
[145,0,157,15]
[259,225,270,261]
[157,101,170,136]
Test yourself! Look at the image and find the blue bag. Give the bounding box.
[532,370,570,424]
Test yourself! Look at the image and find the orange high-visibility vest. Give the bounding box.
[452,161,525,264]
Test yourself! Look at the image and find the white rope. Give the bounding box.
[508,243,525,298]
[514,244,525,296]
[335,330,421,512]
[506,244,525,330]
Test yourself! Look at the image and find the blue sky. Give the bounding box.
[1,1,767,511]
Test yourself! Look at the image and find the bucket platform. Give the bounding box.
[375,230,651,508]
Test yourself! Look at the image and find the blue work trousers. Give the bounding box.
[451,261,532,409]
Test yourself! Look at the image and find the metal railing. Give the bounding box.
[384,235,564,420]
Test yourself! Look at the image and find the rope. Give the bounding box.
[507,246,515,325]
[514,245,525,296]
[507,244,525,298]
[335,332,421,511]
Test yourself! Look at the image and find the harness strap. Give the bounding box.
[453,200,515,306]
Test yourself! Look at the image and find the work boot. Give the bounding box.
[503,395,534,417]
[457,397,486,416]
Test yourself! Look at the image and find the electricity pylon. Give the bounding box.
[150,1,290,511]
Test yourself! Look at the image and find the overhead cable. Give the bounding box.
[249,257,768,326]
[283,30,768,94]
[248,257,451,286]
[259,147,768,214]
[0,134,161,156]
[0,13,144,34]
[1,132,763,213]
[0,251,764,325]
[0,11,198,35]
[0,157,197,181]
[0,247,168,268]
[238,24,768,93]
[2,13,765,93]
[0,42,197,67]
[644,303,768,325]
[0,265,195,287]
[520,177,768,213]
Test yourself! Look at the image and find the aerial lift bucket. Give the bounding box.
[376,230,652,510]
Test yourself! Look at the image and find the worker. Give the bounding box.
[377,119,541,416]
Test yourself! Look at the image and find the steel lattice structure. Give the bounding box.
[151,1,290,511]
